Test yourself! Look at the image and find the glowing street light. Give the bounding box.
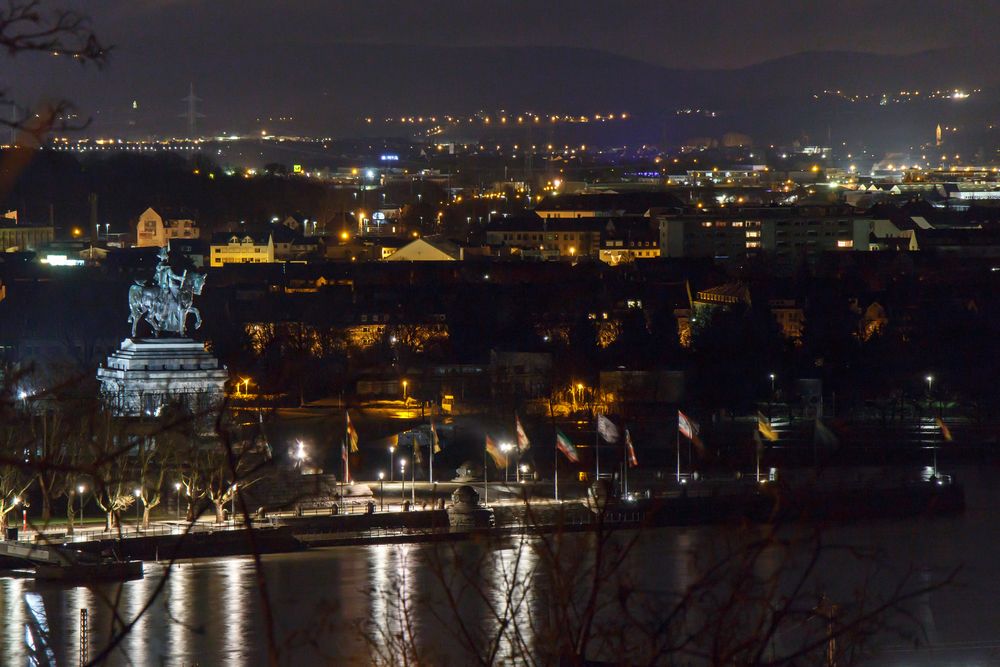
[500,442,513,482]
[400,458,408,505]
[769,373,776,394]
[926,375,934,394]
[134,488,142,532]
[174,482,182,519]
[389,445,395,482]
[402,380,409,401]
[378,471,385,511]
[77,484,86,526]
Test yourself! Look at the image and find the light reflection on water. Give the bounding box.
[0,466,997,665]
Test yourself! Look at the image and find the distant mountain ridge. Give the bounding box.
[5,41,998,143]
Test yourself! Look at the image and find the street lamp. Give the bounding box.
[402,380,409,401]
[174,482,182,519]
[520,464,529,483]
[378,472,385,511]
[134,488,142,533]
[400,459,407,506]
[769,373,776,394]
[240,377,250,396]
[77,484,86,527]
[926,375,934,394]
[295,440,307,467]
[230,483,237,522]
[500,442,513,482]
[389,445,395,482]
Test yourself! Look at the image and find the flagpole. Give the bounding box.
[756,440,760,483]
[676,421,681,483]
[344,413,350,484]
[549,399,559,503]
[554,435,559,502]
[623,435,628,496]
[594,414,601,482]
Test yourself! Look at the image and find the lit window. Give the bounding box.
[746,231,760,238]
[837,240,854,248]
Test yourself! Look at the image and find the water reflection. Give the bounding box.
[0,477,993,665]
[222,557,249,666]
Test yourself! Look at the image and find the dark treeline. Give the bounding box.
[0,150,348,233]
[4,251,1000,421]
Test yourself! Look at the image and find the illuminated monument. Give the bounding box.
[97,248,228,416]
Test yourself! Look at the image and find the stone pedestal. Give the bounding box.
[97,338,228,416]
[447,485,496,528]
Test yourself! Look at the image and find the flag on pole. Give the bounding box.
[935,417,953,442]
[597,414,620,443]
[515,413,531,451]
[430,419,442,453]
[485,435,507,468]
[346,411,359,453]
[678,410,699,440]
[757,412,778,442]
[625,428,638,468]
[341,439,348,463]
[413,433,423,465]
[556,429,580,463]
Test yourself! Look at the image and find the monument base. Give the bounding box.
[97,338,229,417]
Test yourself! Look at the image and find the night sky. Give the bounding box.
[72,0,1000,69]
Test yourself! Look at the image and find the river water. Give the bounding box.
[1,465,999,666]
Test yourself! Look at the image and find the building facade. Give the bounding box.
[136,207,199,247]
[659,205,869,265]
[209,232,276,267]
[0,224,54,252]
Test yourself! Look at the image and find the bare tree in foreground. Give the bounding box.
[356,502,956,666]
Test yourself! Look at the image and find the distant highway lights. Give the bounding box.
[378,472,385,511]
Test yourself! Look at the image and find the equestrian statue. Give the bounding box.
[128,247,206,337]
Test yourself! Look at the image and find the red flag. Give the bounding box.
[486,435,507,468]
[935,417,953,442]
[515,413,530,451]
[625,429,638,468]
[678,410,699,440]
[346,410,359,452]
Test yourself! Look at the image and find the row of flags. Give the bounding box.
[347,407,955,473]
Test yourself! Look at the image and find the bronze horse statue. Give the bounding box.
[128,271,206,337]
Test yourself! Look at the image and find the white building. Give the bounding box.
[136,207,199,247]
